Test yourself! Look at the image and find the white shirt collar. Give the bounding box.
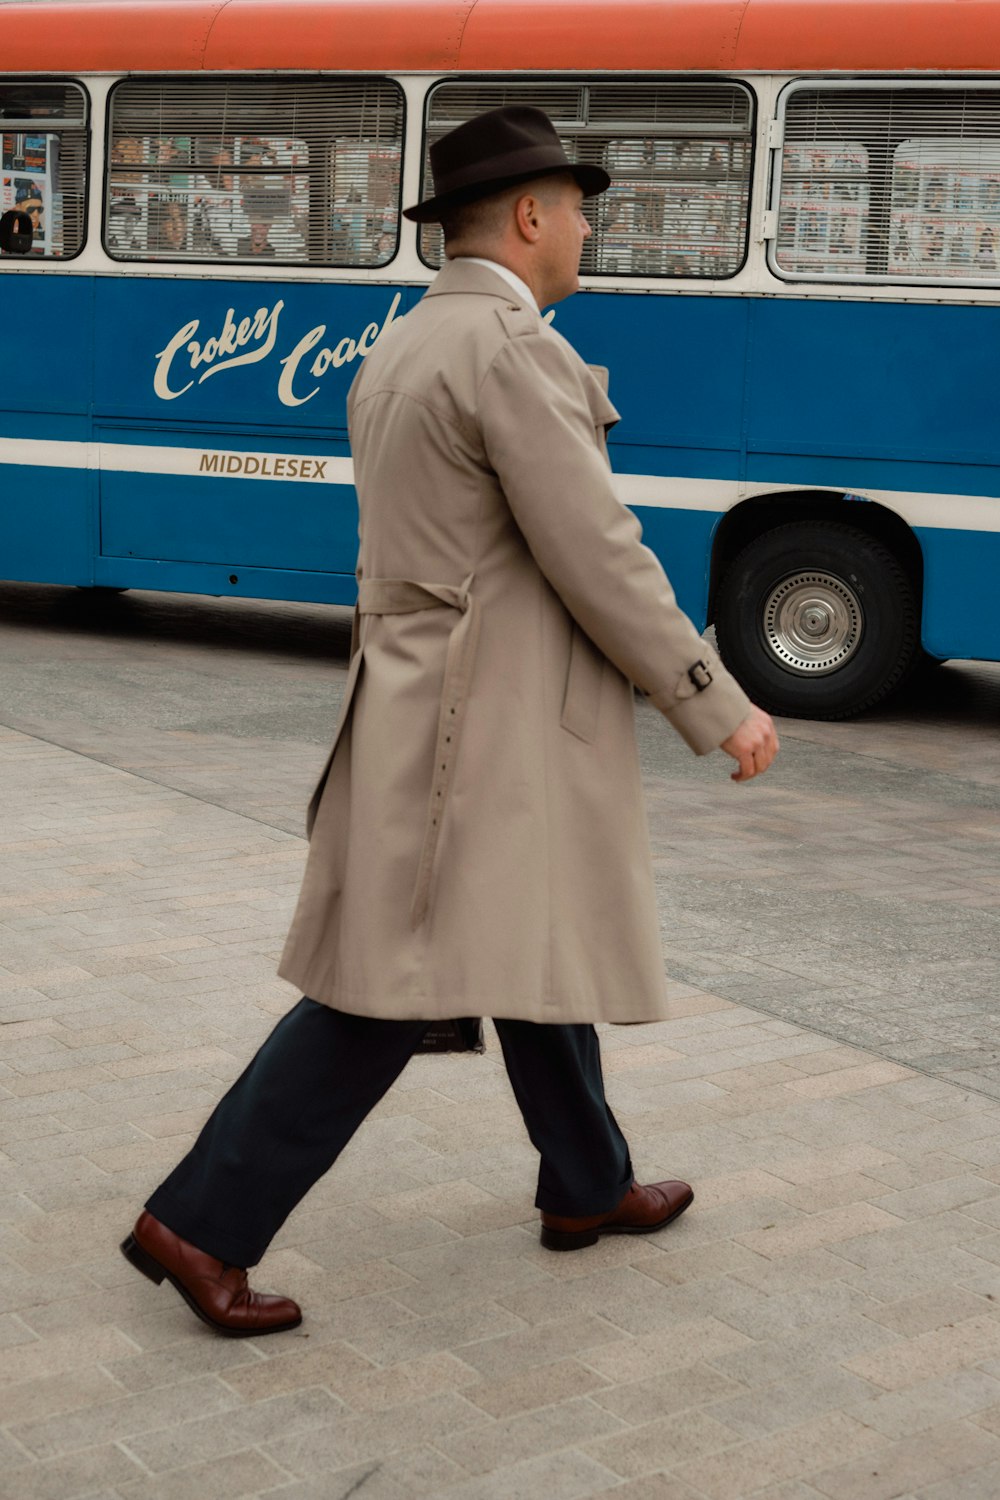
[460,257,540,315]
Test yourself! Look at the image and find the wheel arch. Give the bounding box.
[707,491,926,626]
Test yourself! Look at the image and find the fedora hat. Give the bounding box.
[403,105,610,224]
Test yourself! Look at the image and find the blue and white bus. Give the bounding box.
[2,0,999,718]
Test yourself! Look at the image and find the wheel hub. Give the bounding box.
[763,571,864,676]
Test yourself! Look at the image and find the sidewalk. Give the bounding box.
[4,721,1000,1500]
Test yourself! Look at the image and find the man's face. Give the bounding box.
[537,178,591,303]
[162,204,185,249]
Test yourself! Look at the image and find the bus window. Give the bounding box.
[420,80,754,279]
[105,78,404,267]
[0,80,88,259]
[775,83,1000,285]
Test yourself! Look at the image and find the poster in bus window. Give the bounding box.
[889,139,1000,277]
[2,133,24,171]
[778,143,868,275]
[1,171,47,252]
[1,127,54,252]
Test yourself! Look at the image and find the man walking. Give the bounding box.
[122,107,778,1336]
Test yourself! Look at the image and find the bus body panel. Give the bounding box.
[0,260,93,580]
[0,460,93,586]
[745,298,1000,474]
[917,528,1000,661]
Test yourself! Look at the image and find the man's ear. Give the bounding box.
[515,193,542,244]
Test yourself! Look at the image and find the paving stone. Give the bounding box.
[464,1357,612,1419]
[122,1387,343,1473]
[260,1390,486,1477]
[0,1441,146,1500]
[432,1448,622,1500]
[255,1447,466,1500]
[844,1312,1000,1391]
[8,1374,244,1459]
[708,1367,879,1439]
[435,1394,628,1476]
[854,1368,1000,1439]
[587,1477,709,1500]
[670,1410,888,1499]
[114,1448,291,1500]
[809,1419,1000,1499]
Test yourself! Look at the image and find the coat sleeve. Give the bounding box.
[477,327,753,755]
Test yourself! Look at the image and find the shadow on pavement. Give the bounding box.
[0,582,355,666]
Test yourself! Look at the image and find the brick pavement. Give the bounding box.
[5,720,1000,1498]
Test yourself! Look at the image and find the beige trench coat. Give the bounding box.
[278,260,752,1024]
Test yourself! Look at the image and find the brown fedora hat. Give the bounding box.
[403,105,610,224]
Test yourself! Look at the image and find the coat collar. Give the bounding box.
[423,257,535,309]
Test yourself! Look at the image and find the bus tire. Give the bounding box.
[714,520,920,719]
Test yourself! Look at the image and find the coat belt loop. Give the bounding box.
[357,574,480,928]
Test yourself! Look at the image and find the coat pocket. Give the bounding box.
[561,622,605,743]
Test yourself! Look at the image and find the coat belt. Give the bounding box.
[357,575,481,929]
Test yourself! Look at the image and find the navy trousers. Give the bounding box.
[146,997,633,1267]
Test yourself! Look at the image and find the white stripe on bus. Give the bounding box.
[0,435,998,533]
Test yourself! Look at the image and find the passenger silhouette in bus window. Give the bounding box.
[192,141,238,256]
[148,198,187,255]
[112,135,143,182]
[671,140,693,179]
[237,221,275,257]
[107,137,146,254]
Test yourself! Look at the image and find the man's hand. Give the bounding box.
[721,706,779,783]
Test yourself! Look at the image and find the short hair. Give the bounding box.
[441,171,575,248]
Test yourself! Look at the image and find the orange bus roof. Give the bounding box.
[3,0,1000,77]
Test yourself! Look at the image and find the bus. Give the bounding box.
[1,0,999,719]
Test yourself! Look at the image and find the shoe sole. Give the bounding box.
[539,1190,694,1252]
[120,1234,302,1338]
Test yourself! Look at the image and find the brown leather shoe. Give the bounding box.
[121,1211,302,1337]
[540,1179,694,1251]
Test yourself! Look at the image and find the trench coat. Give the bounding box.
[277,259,753,1024]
